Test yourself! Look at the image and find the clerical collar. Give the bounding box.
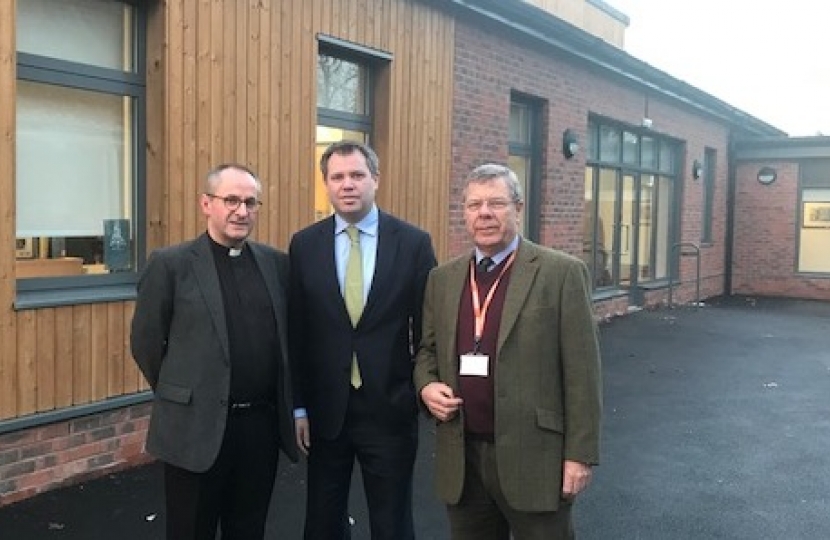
[207,234,246,258]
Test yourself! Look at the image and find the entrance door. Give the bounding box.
[590,169,641,292]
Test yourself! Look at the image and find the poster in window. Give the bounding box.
[103,219,131,271]
[15,237,36,259]
[803,202,830,228]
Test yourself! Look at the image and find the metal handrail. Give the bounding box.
[668,242,701,308]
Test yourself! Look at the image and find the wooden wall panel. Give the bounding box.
[151,0,453,252]
[0,0,18,420]
[1,0,454,423]
[35,308,56,411]
[17,310,37,415]
[54,308,75,408]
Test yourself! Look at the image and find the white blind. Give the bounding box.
[16,81,126,238]
[17,0,132,71]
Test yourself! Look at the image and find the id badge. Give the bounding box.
[460,353,489,377]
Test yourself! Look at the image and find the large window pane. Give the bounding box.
[637,175,655,280]
[17,0,134,72]
[799,188,830,272]
[317,55,367,114]
[654,176,673,279]
[16,81,134,275]
[622,131,638,164]
[599,125,620,163]
[509,102,530,144]
[641,136,656,170]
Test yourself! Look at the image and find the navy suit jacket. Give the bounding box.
[289,211,436,439]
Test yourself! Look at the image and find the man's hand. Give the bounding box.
[561,460,592,499]
[295,417,311,456]
[420,382,463,422]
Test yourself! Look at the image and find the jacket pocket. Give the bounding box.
[536,408,564,434]
[155,381,192,404]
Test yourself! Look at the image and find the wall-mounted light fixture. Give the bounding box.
[757,166,777,185]
[562,129,579,159]
[691,159,703,180]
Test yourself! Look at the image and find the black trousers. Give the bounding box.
[303,389,418,540]
[163,405,280,540]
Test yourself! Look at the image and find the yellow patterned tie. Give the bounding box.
[345,225,363,388]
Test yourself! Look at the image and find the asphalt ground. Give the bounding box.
[1,295,829,539]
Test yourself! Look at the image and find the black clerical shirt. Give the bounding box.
[209,238,281,403]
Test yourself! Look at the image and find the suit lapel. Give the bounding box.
[190,234,231,363]
[249,243,288,349]
[315,218,351,326]
[498,240,539,352]
[443,256,470,384]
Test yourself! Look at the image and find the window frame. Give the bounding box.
[508,93,543,242]
[14,0,147,310]
[584,117,681,290]
[701,147,716,244]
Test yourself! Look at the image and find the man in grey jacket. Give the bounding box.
[131,163,298,539]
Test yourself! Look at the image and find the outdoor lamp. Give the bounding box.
[563,129,579,159]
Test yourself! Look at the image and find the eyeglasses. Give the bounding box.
[463,198,514,212]
[206,193,262,212]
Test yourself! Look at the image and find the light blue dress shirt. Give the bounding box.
[334,205,379,303]
[475,235,520,267]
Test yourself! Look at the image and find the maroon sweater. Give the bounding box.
[456,259,513,440]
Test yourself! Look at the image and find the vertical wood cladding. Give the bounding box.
[0,0,454,422]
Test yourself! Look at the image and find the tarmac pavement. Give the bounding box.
[1,295,829,539]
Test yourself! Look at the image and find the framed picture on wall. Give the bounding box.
[15,237,35,259]
[803,202,830,228]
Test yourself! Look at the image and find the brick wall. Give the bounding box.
[0,403,152,506]
[733,160,830,300]
[451,18,733,311]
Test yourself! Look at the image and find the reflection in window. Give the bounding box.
[317,55,367,114]
[599,125,620,162]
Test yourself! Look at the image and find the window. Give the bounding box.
[508,96,542,240]
[315,38,386,220]
[583,119,678,290]
[798,160,830,273]
[701,148,716,243]
[15,0,145,304]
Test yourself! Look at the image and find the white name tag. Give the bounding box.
[460,354,489,377]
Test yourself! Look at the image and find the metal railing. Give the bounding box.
[668,242,700,308]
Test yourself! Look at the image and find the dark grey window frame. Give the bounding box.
[508,93,543,242]
[701,147,716,244]
[317,35,392,141]
[14,0,147,310]
[585,117,681,289]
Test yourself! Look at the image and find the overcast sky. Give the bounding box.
[608,0,829,136]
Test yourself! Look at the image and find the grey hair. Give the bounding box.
[463,163,523,202]
[204,163,262,194]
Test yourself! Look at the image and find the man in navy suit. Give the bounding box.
[289,141,436,539]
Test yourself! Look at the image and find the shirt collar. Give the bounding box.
[334,205,379,237]
[475,235,520,266]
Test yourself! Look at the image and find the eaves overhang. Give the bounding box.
[442,0,786,138]
[733,136,830,161]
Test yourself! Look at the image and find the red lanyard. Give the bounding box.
[469,251,516,350]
